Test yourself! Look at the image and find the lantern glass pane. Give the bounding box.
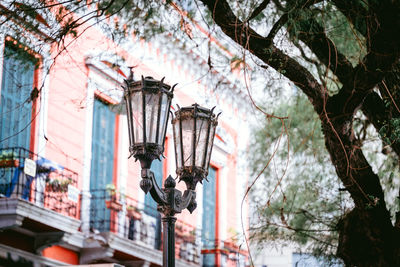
[124,99,133,147]
[182,118,194,166]
[195,118,209,167]
[158,93,169,145]
[173,120,182,169]
[205,123,216,168]
[131,91,143,143]
[145,93,160,143]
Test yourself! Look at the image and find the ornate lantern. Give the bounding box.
[123,75,175,168]
[172,104,219,190]
[123,73,220,267]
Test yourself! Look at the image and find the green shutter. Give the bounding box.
[90,99,116,231]
[0,46,35,150]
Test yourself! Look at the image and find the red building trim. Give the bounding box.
[216,165,221,266]
[113,115,120,186]
[94,89,119,105]
[42,245,79,265]
[163,136,169,181]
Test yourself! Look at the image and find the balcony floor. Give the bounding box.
[0,198,81,233]
[90,232,200,267]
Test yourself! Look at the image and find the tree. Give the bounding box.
[2,0,400,265]
[196,0,400,266]
[249,94,344,259]
[249,89,400,264]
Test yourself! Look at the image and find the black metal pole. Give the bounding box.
[162,215,177,267]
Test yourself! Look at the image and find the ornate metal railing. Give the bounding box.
[87,188,201,263]
[200,238,248,267]
[88,189,160,247]
[221,239,248,266]
[175,220,201,264]
[0,147,80,219]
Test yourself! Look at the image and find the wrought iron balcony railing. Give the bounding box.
[86,188,201,263]
[0,147,80,219]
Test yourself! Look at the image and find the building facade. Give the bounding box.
[0,3,250,267]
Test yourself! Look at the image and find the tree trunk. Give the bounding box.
[321,103,400,266]
[337,208,400,266]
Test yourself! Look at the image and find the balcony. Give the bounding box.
[200,238,248,267]
[0,147,81,253]
[0,148,246,266]
[82,189,200,266]
[221,240,248,266]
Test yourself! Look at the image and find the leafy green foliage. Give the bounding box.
[249,94,346,256]
[319,3,366,65]
[379,118,400,147]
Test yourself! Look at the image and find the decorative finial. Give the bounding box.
[171,83,178,93]
[128,66,136,81]
[187,198,197,213]
[159,77,165,90]
[140,178,152,194]
[164,175,176,188]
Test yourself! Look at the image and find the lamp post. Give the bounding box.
[123,72,219,267]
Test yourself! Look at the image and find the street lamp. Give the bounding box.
[123,72,219,267]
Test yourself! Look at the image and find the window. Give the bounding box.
[90,98,116,190]
[0,43,37,150]
[84,54,126,235]
[202,167,217,266]
[90,98,116,231]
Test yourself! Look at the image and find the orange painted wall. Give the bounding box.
[44,23,159,185]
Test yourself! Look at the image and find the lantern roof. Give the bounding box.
[172,104,219,122]
[124,75,174,97]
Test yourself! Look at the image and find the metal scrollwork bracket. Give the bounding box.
[140,170,197,217]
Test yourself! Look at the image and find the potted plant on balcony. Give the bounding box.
[223,228,240,252]
[0,151,19,168]
[45,177,72,193]
[126,205,142,220]
[105,183,123,212]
